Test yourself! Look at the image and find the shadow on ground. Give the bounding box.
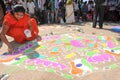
[3,40,40,59]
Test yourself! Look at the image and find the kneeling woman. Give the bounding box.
[0,5,39,53]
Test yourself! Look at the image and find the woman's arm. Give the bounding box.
[28,19,32,32]
[0,22,13,53]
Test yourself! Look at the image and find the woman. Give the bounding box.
[0,5,39,53]
[65,0,75,24]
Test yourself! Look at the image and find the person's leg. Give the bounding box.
[62,9,66,23]
[93,6,99,28]
[51,10,54,23]
[99,6,105,28]
[36,9,41,24]
[47,10,51,24]
[40,10,45,24]
[55,9,58,23]
[42,10,45,24]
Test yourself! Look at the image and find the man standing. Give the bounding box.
[93,0,108,29]
[54,0,59,23]
[50,0,55,23]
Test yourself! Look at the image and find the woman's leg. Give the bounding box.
[11,28,26,43]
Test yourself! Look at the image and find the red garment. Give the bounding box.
[3,12,39,43]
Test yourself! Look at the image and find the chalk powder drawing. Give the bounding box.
[69,58,94,75]
[87,53,115,63]
[104,48,120,57]
[0,33,120,79]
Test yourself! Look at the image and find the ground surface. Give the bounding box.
[0,22,120,80]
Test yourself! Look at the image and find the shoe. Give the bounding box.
[92,26,96,28]
[99,27,103,29]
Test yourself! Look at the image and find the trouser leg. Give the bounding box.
[93,6,99,28]
[99,6,105,28]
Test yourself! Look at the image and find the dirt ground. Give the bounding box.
[0,22,120,80]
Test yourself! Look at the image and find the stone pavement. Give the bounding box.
[0,22,120,80]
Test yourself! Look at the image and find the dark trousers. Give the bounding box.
[36,9,46,24]
[93,5,105,28]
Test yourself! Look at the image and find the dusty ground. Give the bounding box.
[0,22,120,80]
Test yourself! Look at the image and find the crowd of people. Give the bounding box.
[1,0,120,25]
[2,0,92,24]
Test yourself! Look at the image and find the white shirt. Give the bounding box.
[38,0,45,10]
[27,2,35,14]
[19,0,27,11]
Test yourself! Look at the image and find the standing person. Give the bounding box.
[87,0,94,20]
[93,0,108,29]
[19,0,27,11]
[38,0,46,24]
[65,0,75,24]
[27,0,35,18]
[54,0,59,23]
[59,0,66,23]
[50,0,55,23]
[34,0,40,24]
[0,5,40,53]
[74,1,79,22]
[81,1,88,21]
[44,0,51,24]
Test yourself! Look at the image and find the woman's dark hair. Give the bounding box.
[11,4,25,14]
